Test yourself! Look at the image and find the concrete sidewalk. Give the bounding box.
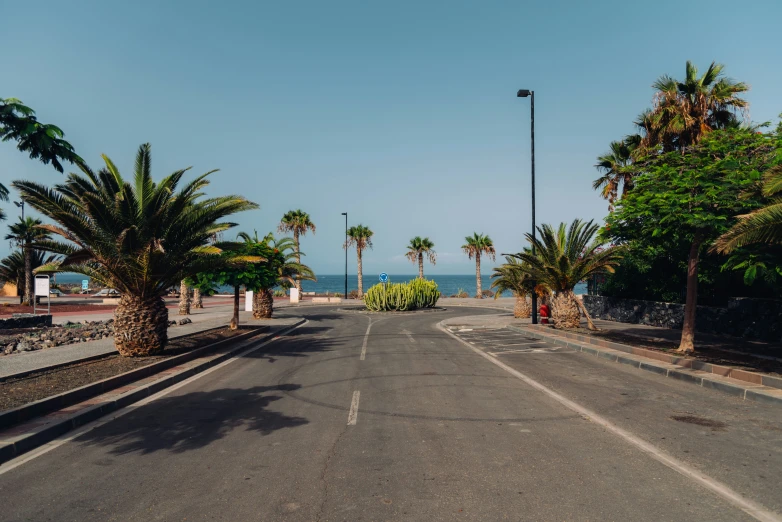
[0,305,253,379]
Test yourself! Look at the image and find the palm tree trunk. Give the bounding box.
[357,248,364,298]
[678,235,703,353]
[230,285,240,330]
[514,295,531,318]
[294,229,302,294]
[178,280,190,315]
[475,253,482,298]
[418,253,424,279]
[114,295,168,356]
[192,288,203,308]
[253,288,274,319]
[23,244,32,306]
[551,291,580,329]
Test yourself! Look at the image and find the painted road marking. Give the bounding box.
[347,391,360,425]
[439,320,781,522]
[0,321,309,475]
[360,319,372,360]
[402,329,416,343]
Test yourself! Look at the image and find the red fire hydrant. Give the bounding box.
[539,303,550,325]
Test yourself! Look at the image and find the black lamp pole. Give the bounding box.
[14,201,24,220]
[341,212,348,298]
[517,89,537,325]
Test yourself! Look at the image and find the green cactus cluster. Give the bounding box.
[364,278,441,312]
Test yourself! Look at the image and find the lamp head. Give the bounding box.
[14,201,23,208]
[517,89,532,98]
[341,212,347,216]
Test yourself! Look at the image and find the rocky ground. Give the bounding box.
[1,317,194,355]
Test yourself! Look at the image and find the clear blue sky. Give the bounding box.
[2,0,781,276]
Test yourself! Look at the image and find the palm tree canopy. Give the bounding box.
[265,235,317,288]
[346,224,373,251]
[490,255,537,298]
[712,166,782,253]
[11,143,258,297]
[278,209,316,237]
[461,232,495,261]
[4,216,51,245]
[0,250,59,285]
[645,61,749,151]
[593,138,637,209]
[1,97,83,173]
[511,219,622,293]
[405,236,436,264]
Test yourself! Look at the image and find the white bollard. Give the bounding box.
[245,290,253,312]
[289,288,299,304]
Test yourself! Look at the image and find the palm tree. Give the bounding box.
[245,234,315,319]
[0,250,59,302]
[644,61,748,151]
[192,287,203,309]
[1,97,83,173]
[405,236,436,279]
[490,254,548,319]
[278,210,316,295]
[0,183,8,221]
[178,280,191,315]
[593,139,635,212]
[13,143,257,356]
[712,166,782,253]
[5,217,51,305]
[345,225,373,298]
[462,233,495,298]
[511,220,622,330]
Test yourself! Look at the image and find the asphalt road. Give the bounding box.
[1,306,780,521]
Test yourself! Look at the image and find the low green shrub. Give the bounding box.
[364,279,440,312]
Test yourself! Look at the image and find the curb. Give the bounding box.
[508,325,782,406]
[0,324,229,383]
[0,319,305,465]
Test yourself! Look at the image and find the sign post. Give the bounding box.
[34,275,51,315]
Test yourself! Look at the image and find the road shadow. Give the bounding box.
[243,326,342,363]
[74,384,308,456]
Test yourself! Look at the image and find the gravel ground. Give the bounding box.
[588,329,782,375]
[0,327,253,411]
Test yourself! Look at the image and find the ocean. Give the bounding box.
[53,273,587,297]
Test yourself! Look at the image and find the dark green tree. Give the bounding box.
[605,129,778,352]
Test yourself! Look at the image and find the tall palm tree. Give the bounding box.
[278,209,316,295]
[462,233,495,298]
[712,166,782,253]
[13,143,257,356]
[593,139,635,212]
[0,250,59,302]
[5,217,51,305]
[405,236,436,279]
[345,225,373,298]
[511,219,622,330]
[644,61,748,151]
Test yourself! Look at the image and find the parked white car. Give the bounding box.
[92,288,121,298]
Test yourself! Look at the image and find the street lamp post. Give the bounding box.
[14,201,24,219]
[517,89,537,325]
[341,212,348,298]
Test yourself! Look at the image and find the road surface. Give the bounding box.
[1,306,780,521]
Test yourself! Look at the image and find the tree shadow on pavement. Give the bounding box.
[74,384,308,456]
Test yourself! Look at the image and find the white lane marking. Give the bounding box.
[0,321,309,475]
[347,391,360,425]
[438,320,781,522]
[360,319,372,360]
[401,329,416,344]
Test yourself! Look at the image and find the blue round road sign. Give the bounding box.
[379,273,388,283]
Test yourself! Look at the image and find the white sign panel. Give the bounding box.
[245,290,253,312]
[35,275,50,297]
[289,288,299,304]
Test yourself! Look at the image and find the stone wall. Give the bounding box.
[582,296,782,342]
[0,314,52,330]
